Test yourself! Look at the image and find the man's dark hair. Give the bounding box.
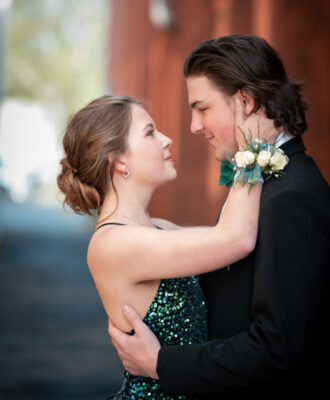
[184,35,308,136]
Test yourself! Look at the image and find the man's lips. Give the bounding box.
[205,134,215,142]
[164,155,173,161]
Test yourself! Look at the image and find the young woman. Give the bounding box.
[57,94,278,399]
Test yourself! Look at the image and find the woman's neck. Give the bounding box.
[98,180,155,227]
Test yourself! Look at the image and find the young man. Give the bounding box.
[109,35,330,398]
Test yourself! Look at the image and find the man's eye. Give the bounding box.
[199,108,208,112]
[147,129,155,137]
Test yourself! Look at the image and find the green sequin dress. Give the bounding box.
[106,276,208,400]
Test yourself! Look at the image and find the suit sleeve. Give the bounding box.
[157,187,330,394]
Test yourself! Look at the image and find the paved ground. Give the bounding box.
[0,197,123,399]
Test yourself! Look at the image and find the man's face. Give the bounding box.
[186,75,238,161]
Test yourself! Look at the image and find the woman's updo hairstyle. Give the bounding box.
[57,95,141,215]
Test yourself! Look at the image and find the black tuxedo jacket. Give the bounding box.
[157,137,330,398]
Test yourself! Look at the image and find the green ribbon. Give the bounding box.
[218,161,235,188]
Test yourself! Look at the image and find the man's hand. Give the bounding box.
[108,305,161,379]
[234,99,280,149]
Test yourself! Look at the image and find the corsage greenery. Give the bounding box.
[230,126,289,192]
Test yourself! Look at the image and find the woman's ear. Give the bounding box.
[108,152,129,175]
[114,160,127,174]
[237,89,256,116]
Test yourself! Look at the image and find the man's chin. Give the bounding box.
[214,151,228,163]
[214,148,235,163]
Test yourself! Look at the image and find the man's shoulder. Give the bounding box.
[261,146,329,206]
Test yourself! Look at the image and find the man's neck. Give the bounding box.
[274,131,294,147]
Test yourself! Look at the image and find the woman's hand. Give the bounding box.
[234,99,281,150]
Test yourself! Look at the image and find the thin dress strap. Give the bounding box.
[95,222,125,231]
[95,222,162,231]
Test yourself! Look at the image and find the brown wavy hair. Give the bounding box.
[184,34,308,136]
[57,95,141,216]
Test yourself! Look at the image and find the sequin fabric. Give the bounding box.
[106,276,208,400]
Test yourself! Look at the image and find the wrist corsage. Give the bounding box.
[230,128,289,192]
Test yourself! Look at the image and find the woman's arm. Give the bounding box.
[151,218,211,230]
[89,180,261,282]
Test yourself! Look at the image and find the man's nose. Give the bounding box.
[190,114,203,135]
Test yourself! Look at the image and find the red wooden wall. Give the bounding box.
[109,0,329,225]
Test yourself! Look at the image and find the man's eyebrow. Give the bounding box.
[190,100,203,109]
[143,122,154,131]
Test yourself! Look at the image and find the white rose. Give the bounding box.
[269,152,289,170]
[257,150,271,167]
[235,151,255,168]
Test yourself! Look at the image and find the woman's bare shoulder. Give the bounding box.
[87,224,158,270]
[87,224,130,270]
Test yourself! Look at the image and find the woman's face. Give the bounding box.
[122,104,177,188]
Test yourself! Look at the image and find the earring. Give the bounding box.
[123,169,130,178]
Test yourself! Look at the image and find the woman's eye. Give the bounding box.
[199,108,208,113]
[147,129,155,137]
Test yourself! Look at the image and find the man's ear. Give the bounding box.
[237,89,256,116]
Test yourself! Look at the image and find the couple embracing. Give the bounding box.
[58,35,330,399]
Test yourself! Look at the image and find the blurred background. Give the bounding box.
[0,0,329,399]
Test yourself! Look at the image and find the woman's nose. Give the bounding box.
[160,132,173,148]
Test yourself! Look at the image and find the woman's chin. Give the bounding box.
[156,170,178,189]
[169,168,178,181]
